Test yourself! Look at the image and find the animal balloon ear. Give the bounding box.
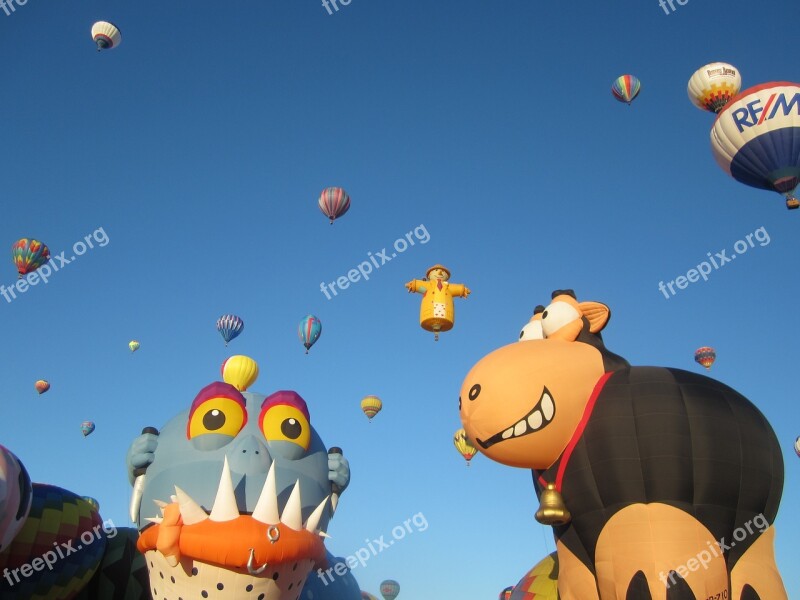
[579,301,610,333]
[551,289,576,299]
[533,305,545,315]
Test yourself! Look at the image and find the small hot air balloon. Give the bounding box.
[499,586,514,600]
[12,238,50,279]
[217,314,244,346]
[694,346,716,370]
[221,355,259,391]
[611,74,641,105]
[794,436,800,458]
[298,314,322,354]
[361,396,382,422]
[318,187,350,224]
[91,21,122,51]
[454,428,477,466]
[128,340,140,353]
[34,380,50,394]
[379,580,400,600]
[688,62,742,114]
[80,421,95,437]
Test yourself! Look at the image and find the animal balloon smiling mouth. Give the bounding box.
[474,386,556,450]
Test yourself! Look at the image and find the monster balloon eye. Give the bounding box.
[259,391,312,458]
[186,382,247,440]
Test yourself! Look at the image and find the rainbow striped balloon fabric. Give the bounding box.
[611,74,641,105]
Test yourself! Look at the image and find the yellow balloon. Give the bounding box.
[221,355,259,391]
[129,340,140,352]
[453,428,477,465]
[360,395,382,421]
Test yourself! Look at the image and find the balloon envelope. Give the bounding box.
[11,238,50,278]
[217,314,244,346]
[454,428,477,465]
[129,340,140,352]
[221,355,259,391]
[694,346,716,370]
[380,580,400,600]
[611,74,641,104]
[91,21,122,50]
[509,553,559,600]
[34,380,50,394]
[318,187,351,224]
[0,445,32,552]
[298,315,322,353]
[361,395,382,421]
[795,436,800,458]
[688,62,742,113]
[81,421,96,437]
[499,586,514,599]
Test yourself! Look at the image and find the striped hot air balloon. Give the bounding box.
[91,21,122,51]
[453,428,477,466]
[379,580,400,600]
[221,355,259,391]
[298,314,322,354]
[11,238,50,279]
[360,395,382,421]
[318,187,350,224]
[509,553,559,600]
[694,346,716,370]
[611,74,641,105]
[216,314,244,346]
[710,82,800,209]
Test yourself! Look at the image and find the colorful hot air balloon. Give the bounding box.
[379,579,400,600]
[81,421,95,437]
[499,586,514,600]
[694,346,716,370]
[221,355,259,391]
[688,62,742,114]
[611,74,641,105]
[34,380,50,394]
[360,396,382,421]
[298,314,322,354]
[91,21,122,51]
[454,428,477,466]
[128,340,140,353]
[11,238,50,279]
[710,82,800,209]
[509,553,559,600]
[318,187,350,224]
[405,264,471,341]
[216,314,244,346]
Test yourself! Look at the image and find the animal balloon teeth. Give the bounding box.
[477,387,556,449]
[136,459,328,600]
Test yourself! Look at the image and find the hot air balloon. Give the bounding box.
[405,264,471,341]
[91,21,122,51]
[688,62,742,114]
[128,340,140,353]
[11,238,50,279]
[453,428,477,466]
[795,436,800,458]
[611,74,641,105]
[318,187,350,224]
[0,445,32,552]
[710,82,800,209]
[216,314,244,346]
[81,421,95,437]
[221,355,259,391]
[499,586,514,600]
[694,346,716,370]
[361,395,382,421]
[298,314,322,354]
[34,380,50,394]
[509,553,559,600]
[379,579,400,600]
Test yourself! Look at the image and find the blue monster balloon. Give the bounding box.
[125,357,350,600]
[298,315,322,354]
[216,314,244,346]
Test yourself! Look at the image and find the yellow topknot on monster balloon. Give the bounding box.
[221,355,259,391]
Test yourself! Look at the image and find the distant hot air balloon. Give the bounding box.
[216,314,244,346]
[361,396,382,421]
[91,21,122,51]
[80,421,95,437]
[221,355,259,391]
[379,580,400,600]
[688,62,742,114]
[611,74,641,105]
[11,238,50,279]
[318,187,350,224]
[34,380,50,394]
[499,586,514,600]
[694,346,716,370]
[795,436,800,458]
[710,82,800,209]
[454,428,477,466]
[298,314,322,354]
[128,340,140,353]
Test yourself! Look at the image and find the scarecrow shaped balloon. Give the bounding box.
[405,265,470,341]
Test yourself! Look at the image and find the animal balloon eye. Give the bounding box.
[261,404,311,453]
[469,384,481,401]
[540,301,580,337]
[519,320,544,341]
[188,397,246,439]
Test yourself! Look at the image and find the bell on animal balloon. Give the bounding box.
[535,483,571,525]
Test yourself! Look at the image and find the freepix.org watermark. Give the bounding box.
[0,0,29,17]
[658,514,768,588]
[316,512,428,585]
[319,224,430,300]
[658,226,770,299]
[658,0,689,15]
[321,0,353,15]
[3,519,117,587]
[2,227,109,304]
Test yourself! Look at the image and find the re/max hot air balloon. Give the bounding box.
[298,315,322,354]
[379,580,400,600]
[453,428,477,466]
[216,314,244,346]
[694,346,716,370]
[221,355,259,391]
[11,238,50,279]
[81,421,95,437]
[318,187,350,224]
[128,340,140,353]
[611,74,641,105]
[91,21,122,51]
[360,396,382,421]
[34,380,49,394]
[710,82,800,209]
[688,62,742,114]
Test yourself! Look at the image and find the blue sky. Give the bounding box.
[1,0,799,597]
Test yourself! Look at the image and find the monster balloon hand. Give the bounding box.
[328,447,347,516]
[129,427,159,524]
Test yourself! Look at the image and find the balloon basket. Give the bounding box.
[786,197,799,210]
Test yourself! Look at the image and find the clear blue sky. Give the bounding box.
[1,0,799,597]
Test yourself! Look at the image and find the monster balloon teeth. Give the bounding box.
[477,388,556,449]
